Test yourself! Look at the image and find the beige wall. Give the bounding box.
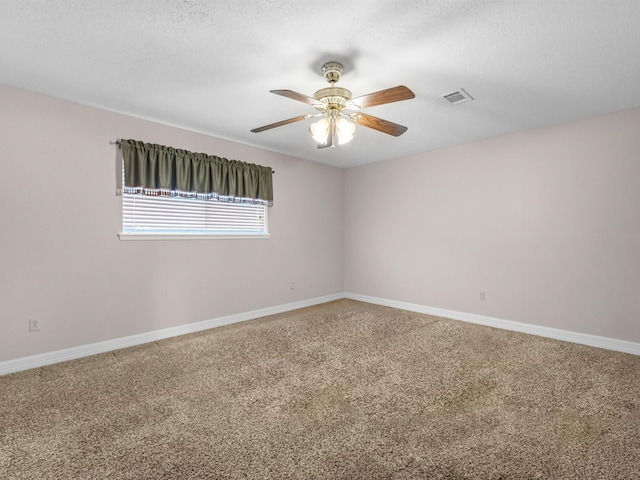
[345,107,640,343]
[2,84,639,364]
[0,85,345,362]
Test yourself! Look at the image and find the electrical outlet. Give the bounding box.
[29,318,40,332]
[479,291,486,301]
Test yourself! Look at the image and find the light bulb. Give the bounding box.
[309,118,330,144]
[336,117,355,145]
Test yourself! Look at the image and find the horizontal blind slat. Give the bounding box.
[122,193,267,235]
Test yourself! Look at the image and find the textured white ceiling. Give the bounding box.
[1,1,639,167]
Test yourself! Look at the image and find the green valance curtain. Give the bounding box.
[120,139,273,206]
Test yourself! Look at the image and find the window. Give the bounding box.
[117,139,273,240]
[120,193,268,239]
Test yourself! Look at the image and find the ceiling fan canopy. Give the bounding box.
[251,61,415,149]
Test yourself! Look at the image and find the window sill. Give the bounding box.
[118,233,270,241]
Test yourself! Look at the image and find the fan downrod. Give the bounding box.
[313,62,351,107]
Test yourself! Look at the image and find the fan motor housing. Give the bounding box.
[313,86,352,109]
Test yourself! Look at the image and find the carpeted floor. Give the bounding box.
[1,299,639,479]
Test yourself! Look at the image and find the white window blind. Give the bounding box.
[122,193,268,237]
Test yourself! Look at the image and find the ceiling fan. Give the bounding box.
[251,61,415,149]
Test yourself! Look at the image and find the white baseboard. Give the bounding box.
[3,292,638,376]
[0,293,343,376]
[344,292,640,356]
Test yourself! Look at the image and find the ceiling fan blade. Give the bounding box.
[355,113,408,137]
[350,85,415,109]
[250,115,309,133]
[270,89,323,106]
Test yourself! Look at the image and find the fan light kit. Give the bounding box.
[251,61,415,149]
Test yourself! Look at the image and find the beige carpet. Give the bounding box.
[1,299,639,479]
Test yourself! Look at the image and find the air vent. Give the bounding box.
[442,88,473,105]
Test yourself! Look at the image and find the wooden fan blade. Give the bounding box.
[270,90,323,106]
[350,85,415,109]
[250,115,308,133]
[356,113,408,137]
